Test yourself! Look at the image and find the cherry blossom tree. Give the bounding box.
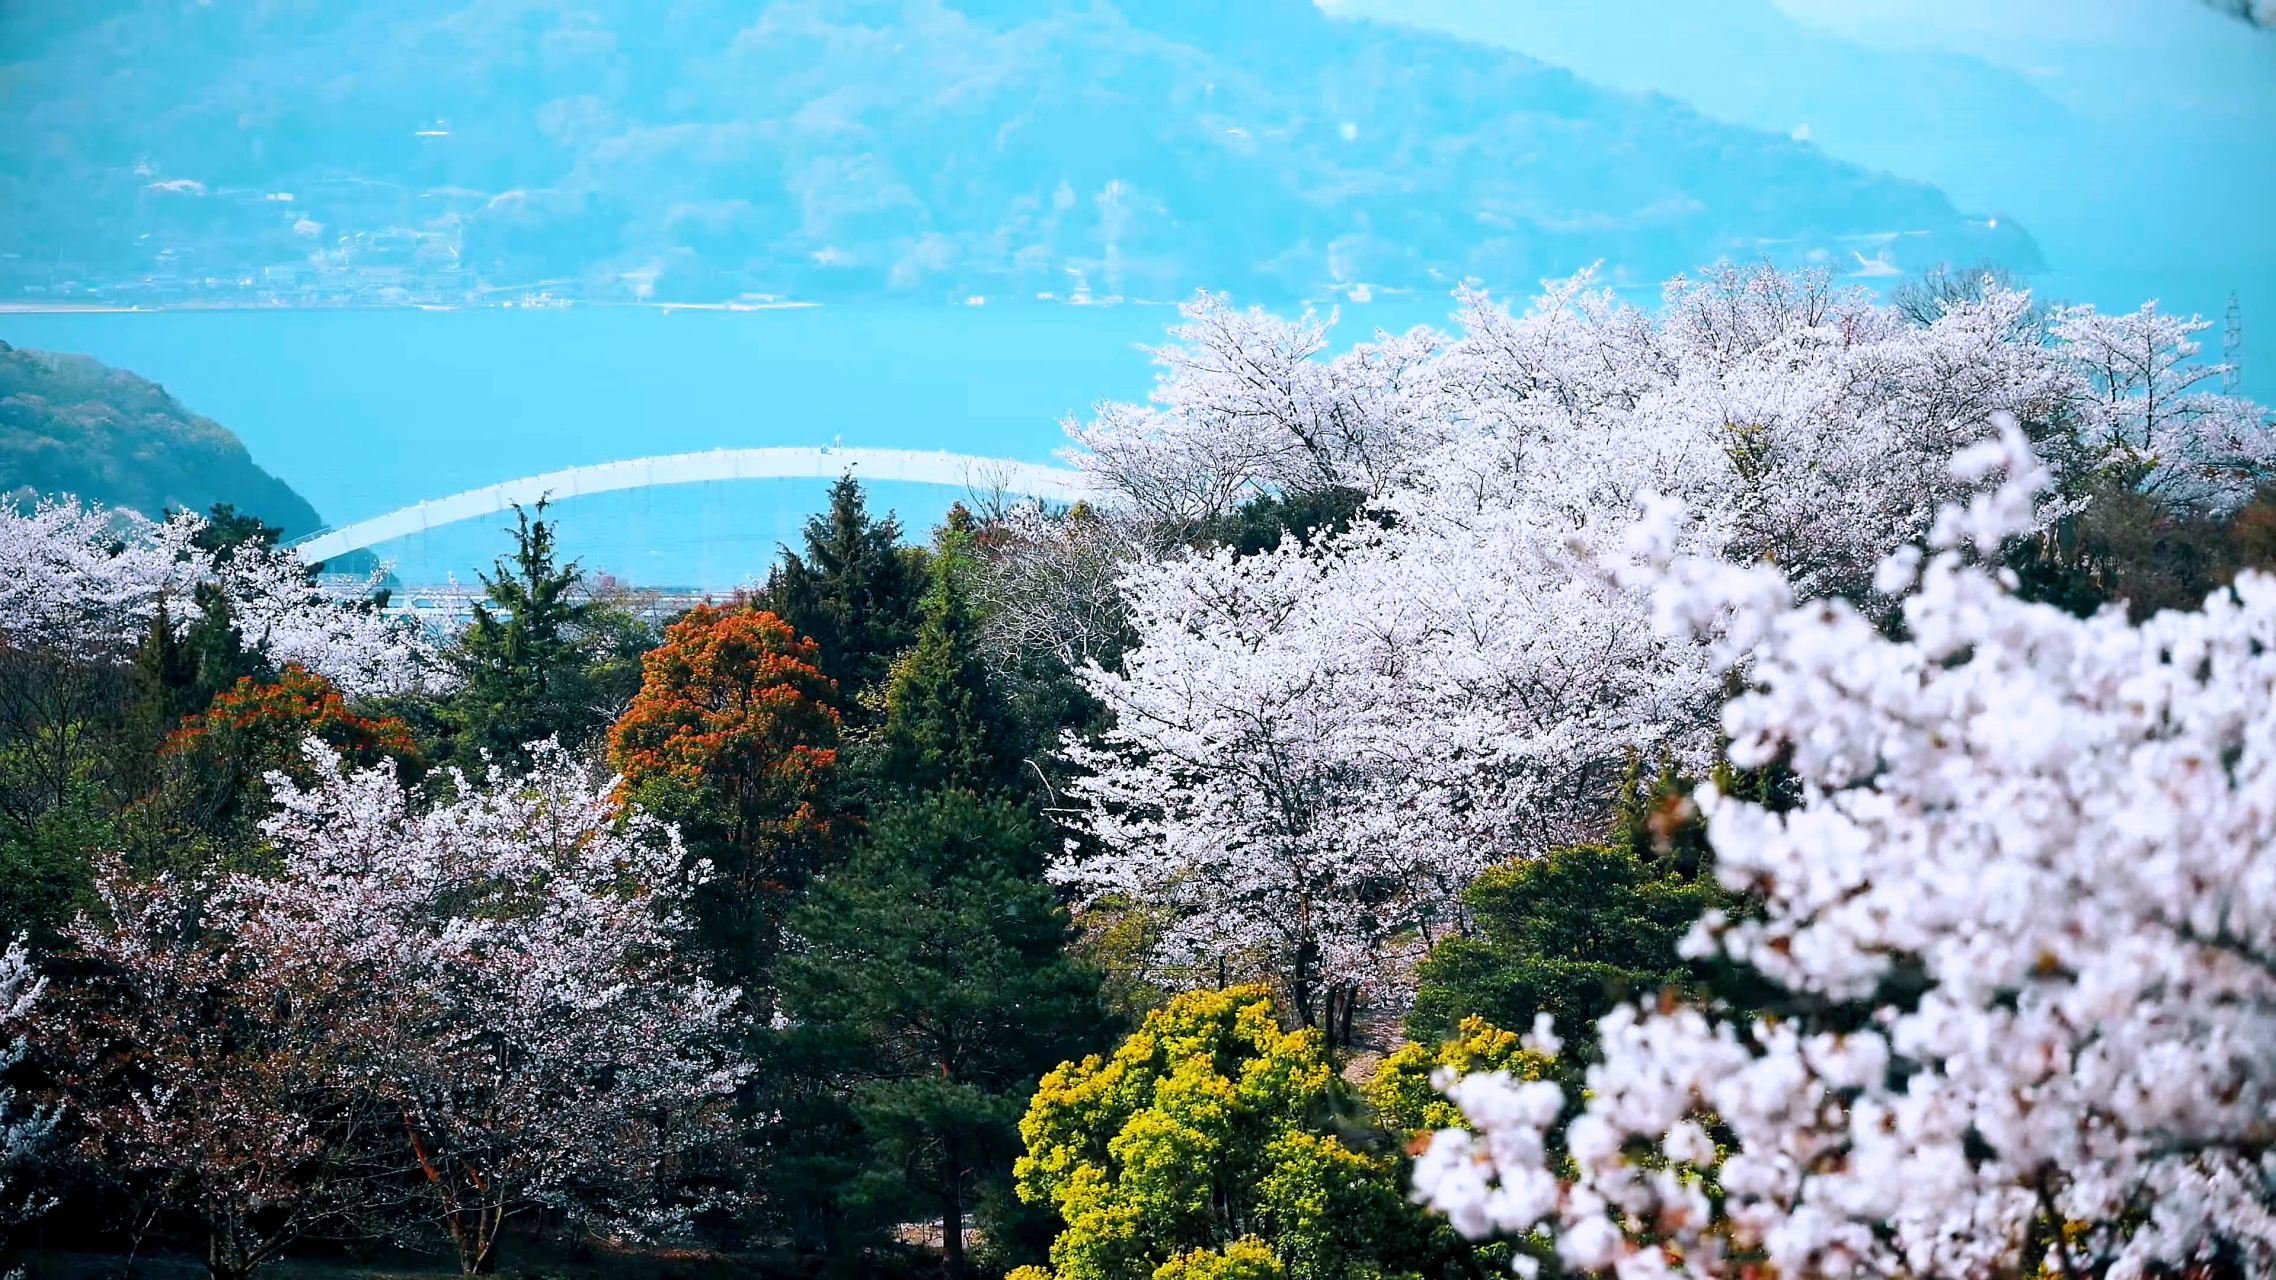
[1056,265,2273,1024]
[238,741,747,1274]
[0,937,53,1220]
[967,500,1148,680]
[1060,294,1447,533]
[0,499,202,658]
[0,498,443,697]
[2052,299,2273,511]
[1412,420,2276,1278]
[33,742,742,1279]
[1056,458,1720,1034]
[215,541,445,699]
[35,863,383,1280]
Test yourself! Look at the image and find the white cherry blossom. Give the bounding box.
[233,741,746,1262]
[1057,266,2270,1016]
[1414,421,2276,1278]
[0,498,442,696]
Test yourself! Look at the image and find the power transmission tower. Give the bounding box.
[2224,292,2243,396]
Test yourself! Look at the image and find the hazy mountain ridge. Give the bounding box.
[1327,0,2273,278]
[1326,0,2079,192]
[0,341,324,536]
[0,0,2040,306]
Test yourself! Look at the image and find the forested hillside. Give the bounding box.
[0,340,322,535]
[0,0,2037,305]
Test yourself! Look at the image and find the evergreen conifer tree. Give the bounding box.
[127,500,285,749]
[189,503,285,567]
[761,475,927,714]
[868,544,1025,800]
[781,791,1108,1280]
[449,502,599,767]
[121,584,270,794]
[778,523,1106,1274]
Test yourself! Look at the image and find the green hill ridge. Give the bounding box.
[0,340,323,537]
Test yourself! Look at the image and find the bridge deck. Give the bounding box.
[290,447,1092,563]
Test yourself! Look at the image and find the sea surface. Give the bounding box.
[2,269,2267,589]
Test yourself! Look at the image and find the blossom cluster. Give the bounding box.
[0,497,443,696]
[1412,422,2276,1277]
[1052,264,2270,1005]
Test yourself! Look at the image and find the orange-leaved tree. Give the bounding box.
[149,663,421,866]
[608,603,841,981]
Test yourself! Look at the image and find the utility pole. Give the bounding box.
[2225,292,2244,397]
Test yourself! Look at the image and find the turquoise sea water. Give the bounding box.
[2,271,2266,589]
[0,297,1451,587]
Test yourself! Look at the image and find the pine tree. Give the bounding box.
[127,595,203,741]
[189,503,285,567]
[121,584,270,795]
[449,501,598,767]
[778,524,1106,1274]
[781,791,1109,1280]
[867,545,1025,800]
[761,474,928,715]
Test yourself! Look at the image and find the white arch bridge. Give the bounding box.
[288,447,1094,564]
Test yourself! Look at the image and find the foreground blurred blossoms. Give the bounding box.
[1411,420,2276,1278]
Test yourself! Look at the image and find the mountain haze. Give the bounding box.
[1329,0,2274,278]
[0,0,2040,305]
[1322,0,2076,210]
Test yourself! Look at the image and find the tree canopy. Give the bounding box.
[760,475,928,715]
[0,263,2270,1280]
[609,603,840,983]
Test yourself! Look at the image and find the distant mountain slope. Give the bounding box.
[1323,0,2078,214]
[1326,0,2274,279]
[0,0,2039,305]
[0,341,323,537]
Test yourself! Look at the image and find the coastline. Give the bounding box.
[0,298,828,315]
[0,302,144,314]
[0,289,1440,316]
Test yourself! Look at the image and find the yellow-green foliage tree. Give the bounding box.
[1365,1017,1557,1279]
[1014,986,1467,1280]
[1367,1015,1557,1137]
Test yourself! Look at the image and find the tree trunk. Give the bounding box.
[453,1202,504,1276]
[1290,939,1318,1031]
[940,1149,965,1280]
[203,1216,272,1280]
[120,1200,160,1280]
[204,1231,247,1280]
[1331,985,1358,1055]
